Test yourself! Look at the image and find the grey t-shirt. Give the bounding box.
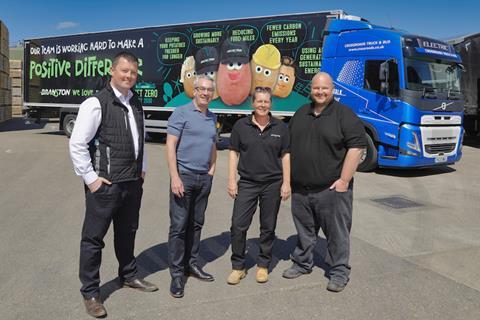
[167,102,217,173]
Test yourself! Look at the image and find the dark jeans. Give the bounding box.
[290,188,353,283]
[79,179,143,299]
[230,179,282,270]
[168,171,213,278]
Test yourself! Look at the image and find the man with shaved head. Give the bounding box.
[282,72,366,292]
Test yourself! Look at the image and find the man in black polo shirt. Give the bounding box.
[227,87,290,285]
[282,72,366,293]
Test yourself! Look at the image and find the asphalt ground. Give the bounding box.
[1,117,479,319]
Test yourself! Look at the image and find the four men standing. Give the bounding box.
[70,49,365,317]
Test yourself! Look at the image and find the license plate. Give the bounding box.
[434,155,447,163]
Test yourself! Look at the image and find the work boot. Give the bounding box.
[227,269,247,285]
[256,267,269,283]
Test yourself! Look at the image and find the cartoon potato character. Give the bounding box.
[201,70,219,100]
[180,56,196,98]
[273,56,296,98]
[217,41,251,106]
[195,46,220,99]
[250,44,281,94]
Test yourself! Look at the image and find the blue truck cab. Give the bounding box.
[322,17,464,170]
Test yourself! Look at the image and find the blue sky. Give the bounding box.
[2,0,478,45]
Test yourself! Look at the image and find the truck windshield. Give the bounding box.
[404,58,461,92]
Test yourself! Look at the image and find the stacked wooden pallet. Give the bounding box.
[10,60,22,115]
[0,20,11,123]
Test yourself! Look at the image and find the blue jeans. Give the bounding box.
[168,171,213,277]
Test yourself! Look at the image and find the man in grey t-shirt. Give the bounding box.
[166,74,217,298]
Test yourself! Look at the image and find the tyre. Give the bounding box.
[463,117,479,137]
[357,133,377,172]
[216,137,230,150]
[63,114,76,138]
[147,132,166,142]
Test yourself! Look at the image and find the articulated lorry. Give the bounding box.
[23,10,464,171]
[449,33,480,136]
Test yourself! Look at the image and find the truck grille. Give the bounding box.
[425,143,456,154]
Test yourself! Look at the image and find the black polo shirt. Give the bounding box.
[230,114,290,182]
[289,100,366,193]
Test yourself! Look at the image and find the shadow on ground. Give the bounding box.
[99,232,329,301]
[374,165,456,177]
[0,117,50,132]
[38,131,66,136]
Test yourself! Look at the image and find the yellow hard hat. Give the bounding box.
[252,44,281,69]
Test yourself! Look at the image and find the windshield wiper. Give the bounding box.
[422,87,437,99]
[448,89,461,100]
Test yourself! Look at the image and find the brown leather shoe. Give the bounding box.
[123,278,159,292]
[83,297,107,318]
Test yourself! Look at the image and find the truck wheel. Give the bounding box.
[148,132,166,142]
[357,134,377,172]
[63,114,76,138]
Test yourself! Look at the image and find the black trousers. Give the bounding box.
[230,179,282,270]
[290,188,353,283]
[168,172,213,278]
[79,179,143,299]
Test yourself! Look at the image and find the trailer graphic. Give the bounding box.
[24,10,464,171]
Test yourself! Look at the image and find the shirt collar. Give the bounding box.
[187,101,213,117]
[247,112,277,127]
[307,99,335,117]
[111,85,133,102]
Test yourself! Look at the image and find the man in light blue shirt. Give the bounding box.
[166,74,217,298]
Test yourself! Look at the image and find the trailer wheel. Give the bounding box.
[357,134,377,172]
[148,132,166,142]
[63,114,77,138]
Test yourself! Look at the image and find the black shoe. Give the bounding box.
[282,264,312,279]
[187,264,214,282]
[170,277,184,298]
[326,278,348,292]
[83,297,107,318]
[123,278,159,292]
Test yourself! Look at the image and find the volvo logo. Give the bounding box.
[433,102,454,111]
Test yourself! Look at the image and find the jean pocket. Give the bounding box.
[92,183,108,194]
[205,174,214,188]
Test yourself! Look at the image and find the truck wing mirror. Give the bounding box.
[379,61,389,81]
[379,59,398,95]
[379,61,389,94]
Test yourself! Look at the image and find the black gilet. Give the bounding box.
[88,84,144,183]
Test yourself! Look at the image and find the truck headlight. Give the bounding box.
[406,131,421,153]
